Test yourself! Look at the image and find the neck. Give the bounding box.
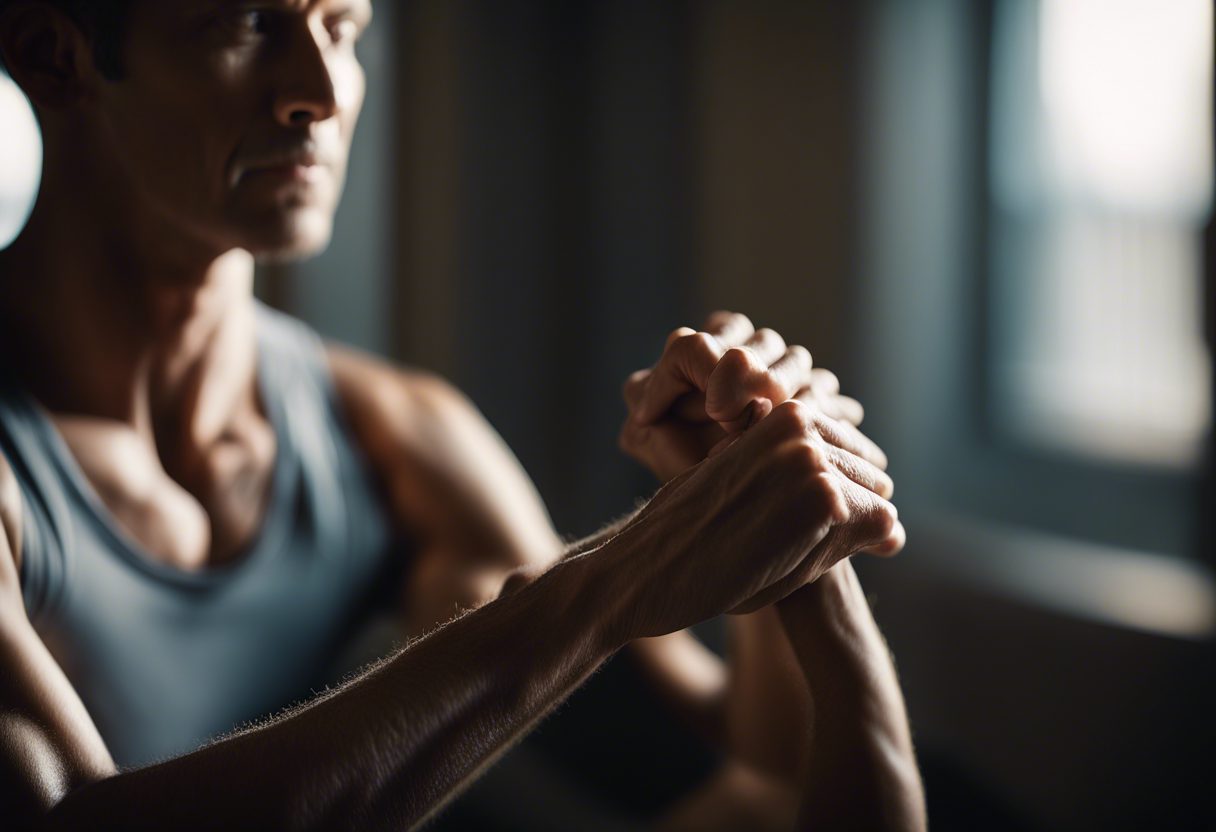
[0,159,260,439]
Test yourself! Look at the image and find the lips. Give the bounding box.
[234,146,332,187]
[244,161,326,184]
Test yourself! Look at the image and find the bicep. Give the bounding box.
[0,458,115,827]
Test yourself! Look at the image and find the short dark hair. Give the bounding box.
[0,0,132,80]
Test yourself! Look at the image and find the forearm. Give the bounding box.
[724,608,811,784]
[650,609,813,832]
[776,562,925,832]
[39,554,619,832]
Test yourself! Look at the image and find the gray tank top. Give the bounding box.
[0,304,400,767]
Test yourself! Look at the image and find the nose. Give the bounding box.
[273,23,340,127]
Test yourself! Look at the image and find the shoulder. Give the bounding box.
[0,451,21,586]
[325,343,481,457]
[327,342,462,412]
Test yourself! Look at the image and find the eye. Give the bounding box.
[218,8,273,41]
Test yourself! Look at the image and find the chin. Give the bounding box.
[241,209,335,264]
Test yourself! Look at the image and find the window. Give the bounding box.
[989,0,1213,470]
[857,0,1211,581]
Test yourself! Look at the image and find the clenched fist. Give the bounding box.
[620,311,886,483]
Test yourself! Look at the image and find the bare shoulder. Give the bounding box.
[0,451,22,588]
[327,342,463,413]
[325,342,475,454]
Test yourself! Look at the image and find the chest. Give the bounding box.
[52,412,277,570]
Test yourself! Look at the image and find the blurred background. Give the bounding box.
[1,0,1213,829]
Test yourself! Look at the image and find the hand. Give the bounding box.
[620,311,882,482]
[602,399,902,642]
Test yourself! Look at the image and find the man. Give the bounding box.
[0,1,925,829]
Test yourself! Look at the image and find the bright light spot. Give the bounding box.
[1040,0,1213,214]
[0,74,42,249]
[993,0,1213,467]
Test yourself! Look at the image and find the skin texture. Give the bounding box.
[0,1,925,829]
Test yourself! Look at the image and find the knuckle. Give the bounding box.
[720,344,755,370]
[800,442,833,478]
[622,369,648,395]
[622,379,649,413]
[665,326,697,349]
[769,398,810,434]
[787,344,812,366]
[755,327,785,348]
[812,367,838,391]
[676,331,720,361]
[803,468,843,518]
[867,500,898,540]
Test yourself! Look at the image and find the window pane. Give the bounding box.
[990,0,1212,468]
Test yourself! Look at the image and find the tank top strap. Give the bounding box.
[0,378,74,625]
[253,301,354,554]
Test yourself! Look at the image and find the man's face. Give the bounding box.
[90,0,372,260]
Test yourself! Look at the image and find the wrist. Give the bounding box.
[779,561,864,625]
[776,563,883,694]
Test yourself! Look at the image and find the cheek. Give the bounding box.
[102,84,243,214]
[334,57,366,142]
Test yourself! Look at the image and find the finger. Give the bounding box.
[822,441,894,500]
[705,347,799,431]
[865,518,907,556]
[671,390,715,423]
[824,394,864,426]
[827,417,887,470]
[671,338,803,424]
[737,401,852,527]
[766,345,813,399]
[801,407,889,470]
[742,327,787,367]
[835,475,904,557]
[810,367,840,396]
[733,477,904,614]
[636,330,725,425]
[623,369,650,411]
[619,416,725,481]
[665,325,697,349]
[703,311,755,347]
[806,368,863,426]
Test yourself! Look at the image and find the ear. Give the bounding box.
[0,2,101,110]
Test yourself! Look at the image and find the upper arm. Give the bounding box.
[0,453,115,829]
[326,345,563,626]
